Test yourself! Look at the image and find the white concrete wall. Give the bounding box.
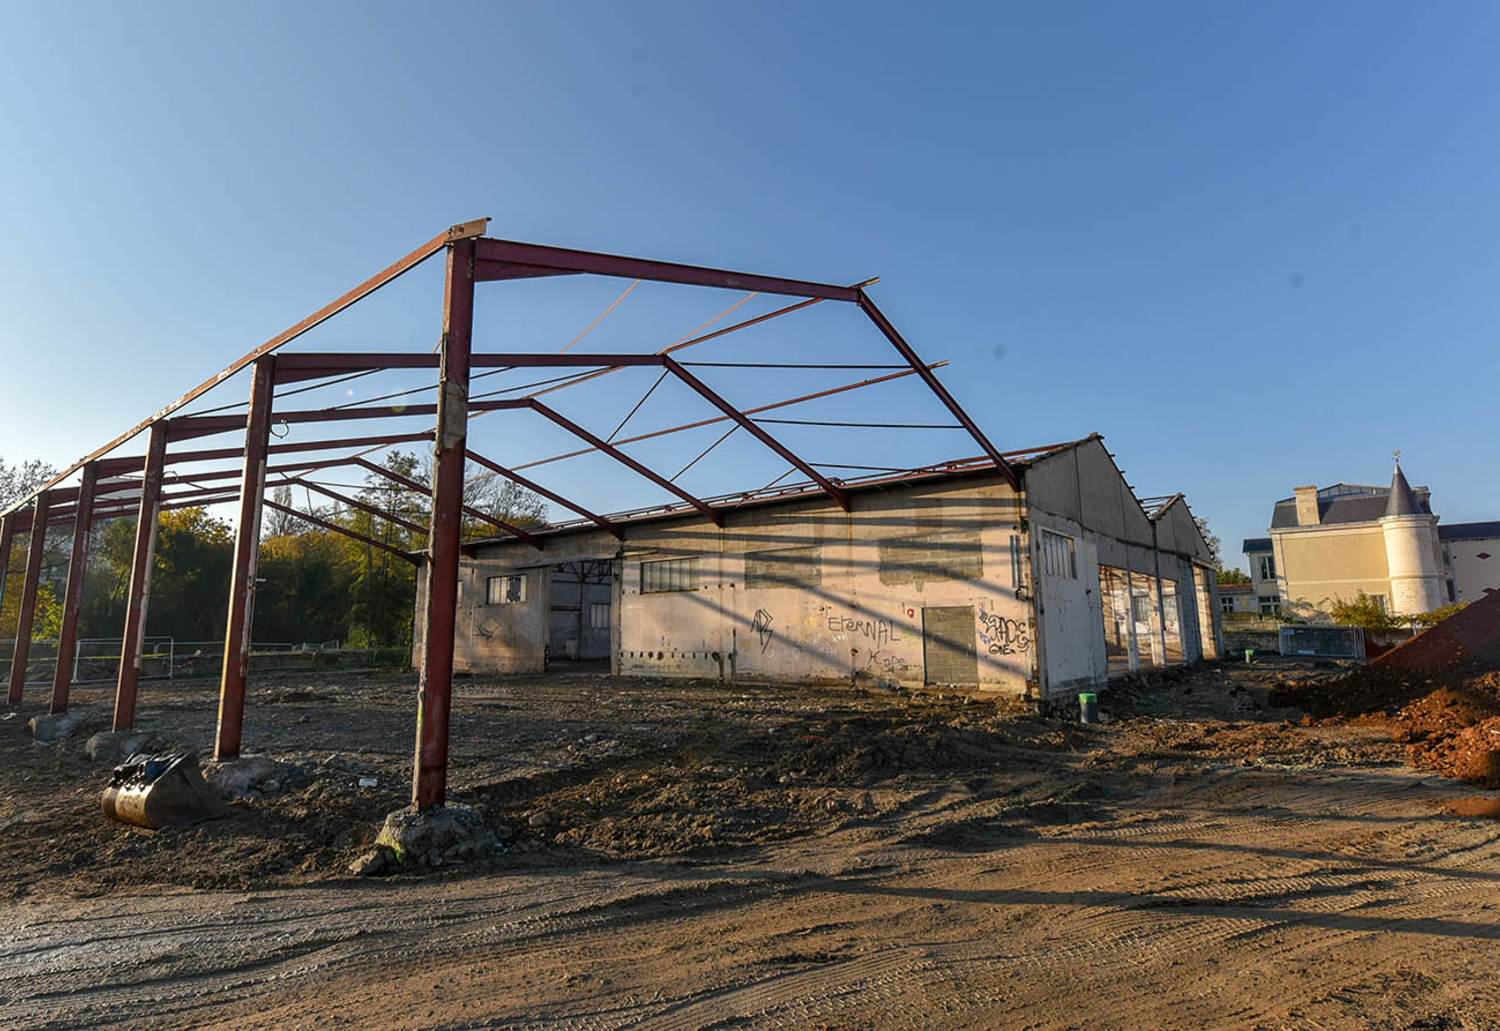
[1026,439,1216,685]
[616,480,1037,693]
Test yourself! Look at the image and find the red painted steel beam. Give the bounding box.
[473,238,862,302]
[3,219,488,520]
[352,457,542,550]
[215,357,276,761]
[167,402,519,442]
[262,498,419,564]
[464,449,623,540]
[661,357,851,510]
[50,464,99,713]
[414,238,476,811]
[113,423,168,731]
[528,400,723,526]
[7,491,52,704]
[273,351,663,381]
[284,478,428,536]
[471,260,579,284]
[855,290,1018,491]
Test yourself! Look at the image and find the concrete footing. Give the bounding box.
[372,803,494,869]
[85,729,163,763]
[29,710,105,744]
[201,756,300,799]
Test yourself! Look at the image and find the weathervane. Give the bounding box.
[1393,448,1402,467]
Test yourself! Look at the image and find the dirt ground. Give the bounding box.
[4,661,1500,1029]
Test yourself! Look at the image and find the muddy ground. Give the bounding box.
[4,662,1500,1029]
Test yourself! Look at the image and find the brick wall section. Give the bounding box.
[1369,588,1500,672]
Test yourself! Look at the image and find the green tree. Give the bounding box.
[1414,601,1467,629]
[1217,566,1251,586]
[1328,591,1403,631]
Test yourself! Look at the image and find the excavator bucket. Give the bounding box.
[102,752,229,829]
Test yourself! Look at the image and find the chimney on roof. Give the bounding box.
[1294,485,1320,526]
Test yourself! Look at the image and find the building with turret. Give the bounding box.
[1242,459,1500,619]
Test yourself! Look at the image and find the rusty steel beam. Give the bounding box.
[262,499,419,564]
[473,238,862,302]
[352,457,542,550]
[855,290,1018,490]
[414,237,476,811]
[113,423,168,731]
[3,219,489,520]
[284,478,428,536]
[660,358,850,510]
[464,449,622,540]
[50,463,99,713]
[527,401,722,526]
[8,491,52,704]
[215,357,275,761]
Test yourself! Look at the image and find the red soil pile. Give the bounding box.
[1369,588,1500,673]
[1292,666,1500,787]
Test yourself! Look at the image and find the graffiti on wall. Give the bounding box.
[751,609,775,652]
[977,606,1030,655]
[828,613,902,646]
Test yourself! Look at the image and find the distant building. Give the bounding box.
[1217,582,1258,615]
[1243,459,1500,619]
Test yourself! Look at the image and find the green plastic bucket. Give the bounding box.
[1078,692,1099,724]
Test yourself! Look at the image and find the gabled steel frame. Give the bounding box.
[0,218,1014,814]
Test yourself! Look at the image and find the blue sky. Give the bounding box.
[2,1,1497,568]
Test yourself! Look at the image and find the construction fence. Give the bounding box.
[0,638,409,686]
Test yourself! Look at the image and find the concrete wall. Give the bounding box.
[415,438,1219,698]
[1024,439,1217,687]
[615,478,1037,693]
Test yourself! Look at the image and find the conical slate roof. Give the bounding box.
[1385,460,1423,517]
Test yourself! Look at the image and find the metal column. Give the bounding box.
[113,422,168,730]
[214,358,275,760]
[7,491,52,704]
[413,237,474,810]
[1123,570,1141,673]
[50,463,98,713]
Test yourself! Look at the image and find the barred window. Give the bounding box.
[487,575,526,605]
[641,557,696,593]
[1041,530,1076,579]
[589,602,610,629]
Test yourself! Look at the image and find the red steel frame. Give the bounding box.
[1,219,1013,815]
[7,491,52,704]
[214,357,276,760]
[50,462,98,713]
[414,237,475,810]
[113,423,168,730]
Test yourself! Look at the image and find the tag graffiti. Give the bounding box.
[751,609,775,652]
[828,614,901,646]
[977,608,1030,655]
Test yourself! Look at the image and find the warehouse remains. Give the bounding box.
[0,217,1220,825]
[419,435,1220,697]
